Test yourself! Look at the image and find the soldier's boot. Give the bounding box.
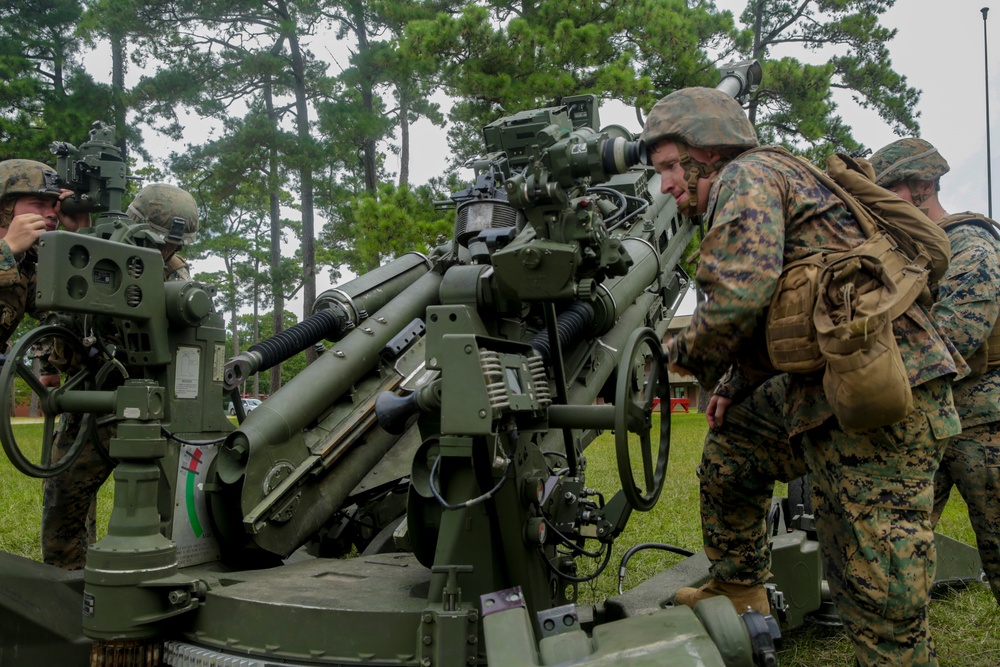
[674,579,770,614]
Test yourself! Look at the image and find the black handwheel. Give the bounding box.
[0,325,98,478]
[615,327,670,511]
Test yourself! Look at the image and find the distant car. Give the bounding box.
[228,398,262,415]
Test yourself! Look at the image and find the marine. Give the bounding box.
[0,159,90,347]
[871,137,1000,606]
[643,87,963,666]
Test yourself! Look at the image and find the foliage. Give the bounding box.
[736,0,919,159]
[318,178,456,280]
[401,0,658,164]
[0,0,116,162]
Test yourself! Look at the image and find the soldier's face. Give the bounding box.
[12,195,59,230]
[649,141,717,214]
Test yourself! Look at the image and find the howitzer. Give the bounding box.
[0,61,983,667]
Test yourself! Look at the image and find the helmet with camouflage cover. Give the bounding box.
[640,87,757,215]
[869,138,950,188]
[0,159,63,227]
[640,87,758,152]
[126,183,199,246]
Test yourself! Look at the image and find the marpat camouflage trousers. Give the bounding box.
[41,413,116,570]
[932,420,1000,605]
[698,374,954,666]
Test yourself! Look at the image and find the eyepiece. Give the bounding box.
[600,137,646,175]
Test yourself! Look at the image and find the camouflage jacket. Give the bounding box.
[672,148,963,437]
[0,240,36,348]
[164,254,191,282]
[932,215,1000,427]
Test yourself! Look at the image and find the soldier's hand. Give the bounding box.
[56,189,91,232]
[662,336,695,377]
[40,373,61,389]
[4,214,49,256]
[706,394,732,431]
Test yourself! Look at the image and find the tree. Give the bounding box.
[173,115,299,375]
[737,0,919,158]
[624,0,747,117]
[403,0,654,164]
[119,0,336,366]
[318,178,456,279]
[0,0,115,162]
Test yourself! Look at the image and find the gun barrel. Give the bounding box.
[224,252,433,390]
[226,268,442,454]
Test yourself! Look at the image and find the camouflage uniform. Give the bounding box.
[0,245,37,347]
[644,89,962,666]
[41,183,199,570]
[872,139,1000,606]
[0,160,62,346]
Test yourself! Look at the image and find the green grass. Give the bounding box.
[0,422,115,561]
[2,415,997,665]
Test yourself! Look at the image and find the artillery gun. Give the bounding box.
[0,63,982,667]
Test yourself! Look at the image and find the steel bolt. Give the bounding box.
[167,590,190,606]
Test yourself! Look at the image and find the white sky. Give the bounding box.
[99,0,1000,319]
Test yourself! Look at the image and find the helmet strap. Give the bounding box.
[0,199,14,228]
[907,179,932,207]
[677,144,728,216]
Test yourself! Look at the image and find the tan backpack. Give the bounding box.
[757,149,950,429]
[764,148,949,375]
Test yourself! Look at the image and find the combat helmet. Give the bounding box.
[640,87,757,216]
[0,159,63,227]
[640,87,758,152]
[126,183,199,246]
[869,138,950,188]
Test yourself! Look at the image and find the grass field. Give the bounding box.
[1,414,998,665]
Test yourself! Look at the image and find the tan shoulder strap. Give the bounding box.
[940,212,1000,241]
[826,154,950,285]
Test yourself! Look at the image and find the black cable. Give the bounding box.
[542,518,605,559]
[428,454,510,511]
[606,195,650,232]
[542,541,613,584]
[161,426,228,446]
[617,542,696,594]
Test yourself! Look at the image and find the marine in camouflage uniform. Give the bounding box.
[643,88,963,666]
[0,160,89,347]
[41,183,199,570]
[872,138,1000,606]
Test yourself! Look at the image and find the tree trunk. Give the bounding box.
[111,29,128,165]
[282,14,318,364]
[264,79,284,394]
[399,91,410,187]
[747,0,764,126]
[350,0,379,193]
